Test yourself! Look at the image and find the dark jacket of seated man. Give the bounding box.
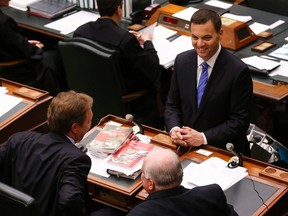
[73,0,160,94]
[0,8,67,95]
[0,91,119,216]
[127,148,238,216]
[73,0,161,126]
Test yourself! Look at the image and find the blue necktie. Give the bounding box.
[197,62,209,108]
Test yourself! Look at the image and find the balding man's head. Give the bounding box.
[141,148,183,193]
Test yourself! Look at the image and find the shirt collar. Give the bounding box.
[197,44,222,68]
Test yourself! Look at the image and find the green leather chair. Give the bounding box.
[58,37,146,125]
[0,182,42,216]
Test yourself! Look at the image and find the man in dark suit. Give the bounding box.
[127,148,238,216]
[73,0,161,127]
[0,91,119,216]
[0,5,68,95]
[165,9,253,155]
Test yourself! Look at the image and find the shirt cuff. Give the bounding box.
[169,126,181,135]
[201,132,208,145]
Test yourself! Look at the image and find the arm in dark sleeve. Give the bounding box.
[164,55,183,132]
[121,33,160,85]
[57,154,91,216]
[204,66,253,147]
[0,14,42,60]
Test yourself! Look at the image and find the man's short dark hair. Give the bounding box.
[97,0,123,16]
[190,9,222,33]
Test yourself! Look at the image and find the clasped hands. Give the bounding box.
[171,126,204,148]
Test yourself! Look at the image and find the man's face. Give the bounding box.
[75,108,93,143]
[191,20,222,61]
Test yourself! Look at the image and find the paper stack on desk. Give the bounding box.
[139,23,193,69]
[182,157,247,191]
[242,56,281,73]
[87,124,133,158]
[106,139,156,179]
[9,0,39,11]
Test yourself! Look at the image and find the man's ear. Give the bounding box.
[147,179,155,192]
[116,5,122,17]
[71,122,78,134]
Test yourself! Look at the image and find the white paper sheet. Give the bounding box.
[242,56,280,71]
[0,94,23,118]
[205,0,232,10]
[182,157,248,191]
[45,10,99,35]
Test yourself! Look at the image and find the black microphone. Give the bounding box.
[125,114,144,134]
[226,143,243,167]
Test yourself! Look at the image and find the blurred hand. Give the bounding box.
[28,40,44,49]
[129,31,152,45]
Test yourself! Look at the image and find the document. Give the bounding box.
[9,0,39,11]
[172,7,198,21]
[249,22,270,35]
[139,24,192,68]
[221,13,252,23]
[153,35,193,69]
[44,10,99,35]
[182,157,247,191]
[0,93,23,118]
[241,56,280,71]
[269,44,288,61]
[269,60,288,77]
[205,0,232,10]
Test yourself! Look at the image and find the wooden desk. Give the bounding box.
[146,3,288,101]
[78,115,177,211]
[0,78,52,144]
[82,115,288,215]
[136,145,288,216]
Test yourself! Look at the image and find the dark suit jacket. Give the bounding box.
[73,18,160,92]
[165,48,253,155]
[0,131,92,216]
[0,9,43,61]
[0,10,68,95]
[127,185,238,216]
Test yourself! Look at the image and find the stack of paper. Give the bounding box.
[44,10,99,35]
[182,157,247,191]
[9,0,39,11]
[153,35,193,69]
[242,56,280,71]
[139,24,193,68]
[269,44,288,61]
[0,93,23,118]
[86,124,133,158]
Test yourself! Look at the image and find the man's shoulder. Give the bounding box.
[10,131,42,140]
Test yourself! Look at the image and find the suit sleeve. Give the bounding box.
[0,14,43,60]
[120,33,160,85]
[196,184,239,216]
[164,58,183,132]
[204,66,253,146]
[57,154,91,216]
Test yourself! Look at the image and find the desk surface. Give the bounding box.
[84,115,288,215]
[78,115,177,211]
[3,3,288,101]
[0,78,52,144]
[137,145,288,216]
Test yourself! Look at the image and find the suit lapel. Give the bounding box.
[196,49,227,114]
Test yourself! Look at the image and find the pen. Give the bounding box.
[62,10,78,18]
